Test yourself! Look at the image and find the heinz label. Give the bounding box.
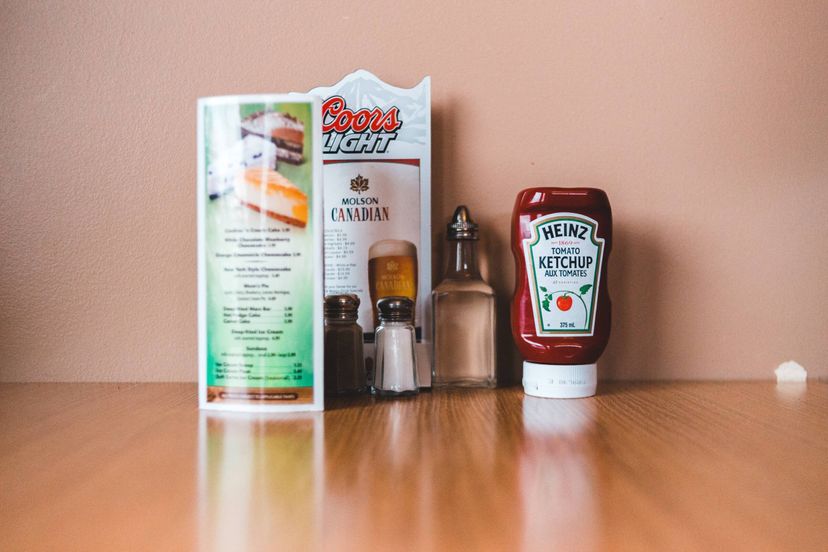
[522,213,604,336]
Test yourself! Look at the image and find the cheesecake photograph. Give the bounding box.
[233,167,308,228]
[205,103,312,232]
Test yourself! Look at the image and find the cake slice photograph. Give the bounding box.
[233,167,308,228]
[202,100,313,234]
[241,110,305,164]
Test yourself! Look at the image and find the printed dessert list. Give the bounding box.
[199,97,319,408]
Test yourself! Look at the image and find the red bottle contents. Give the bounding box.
[511,188,612,398]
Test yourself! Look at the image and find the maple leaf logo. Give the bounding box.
[350,174,369,194]
[386,260,399,271]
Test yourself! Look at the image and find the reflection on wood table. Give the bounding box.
[0,382,826,551]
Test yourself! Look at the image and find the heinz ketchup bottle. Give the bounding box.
[511,188,612,398]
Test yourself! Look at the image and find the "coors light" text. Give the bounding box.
[322,96,402,154]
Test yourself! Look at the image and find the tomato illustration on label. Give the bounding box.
[540,284,592,316]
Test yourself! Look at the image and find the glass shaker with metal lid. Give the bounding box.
[372,296,419,396]
[324,294,366,396]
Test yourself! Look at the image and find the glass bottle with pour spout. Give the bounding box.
[431,206,497,388]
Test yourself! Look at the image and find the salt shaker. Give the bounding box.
[372,297,419,396]
[324,294,366,396]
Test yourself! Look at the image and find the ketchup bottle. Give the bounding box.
[511,188,612,398]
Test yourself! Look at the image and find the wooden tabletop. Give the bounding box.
[1,382,826,551]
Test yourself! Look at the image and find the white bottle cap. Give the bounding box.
[522,361,597,399]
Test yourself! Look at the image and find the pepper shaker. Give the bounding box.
[324,294,366,396]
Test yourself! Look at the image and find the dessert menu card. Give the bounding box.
[197,94,323,412]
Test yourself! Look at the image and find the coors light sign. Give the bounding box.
[309,70,432,386]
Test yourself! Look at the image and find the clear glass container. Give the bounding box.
[432,206,497,388]
[372,297,419,396]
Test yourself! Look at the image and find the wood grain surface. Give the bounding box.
[0,382,826,551]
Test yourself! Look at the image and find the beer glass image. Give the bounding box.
[368,239,418,326]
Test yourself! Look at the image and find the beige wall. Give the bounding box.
[1,1,826,382]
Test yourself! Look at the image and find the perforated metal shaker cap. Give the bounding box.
[447,205,479,240]
[324,294,360,321]
[376,296,414,322]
